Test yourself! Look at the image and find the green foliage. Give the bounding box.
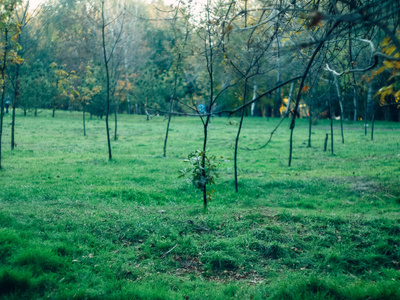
[180,150,228,201]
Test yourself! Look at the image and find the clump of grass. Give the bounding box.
[12,247,66,275]
[0,229,23,261]
[0,269,32,296]
[203,251,239,271]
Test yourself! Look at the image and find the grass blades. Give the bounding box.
[0,110,399,299]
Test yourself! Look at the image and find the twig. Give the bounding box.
[161,244,178,258]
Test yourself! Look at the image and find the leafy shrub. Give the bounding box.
[179,150,228,203]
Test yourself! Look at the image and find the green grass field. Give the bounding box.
[0,110,399,299]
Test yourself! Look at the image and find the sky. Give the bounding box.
[27,0,45,10]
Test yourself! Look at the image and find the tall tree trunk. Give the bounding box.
[12,64,20,150]
[11,105,16,150]
[288,22,339,166]
[11,2,27,151]
[83,105,86,136]
[102,0,112,160]
[365,85,372,136]
[274,35,281,117]
[53,78,58,118]
[353,86,357,121]
[163,99,174,157]
[163,20,190,157]
[114,105,118,141]
[164,69,179,157]
[339,100,344,144]
[250,82,257,116]
[234,79,248,192]
[308,97,312,148]
[0,29,9,169]
[329,78,334,155]
[371,104,375,141]
[333,75,344,144]
[202,7,215,209]
[349,34,358,121]
[289,129,294,166]
[202,122,209,209]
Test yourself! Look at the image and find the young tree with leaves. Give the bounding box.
[0,0,21,169]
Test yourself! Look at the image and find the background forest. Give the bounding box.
[2,0,400,123]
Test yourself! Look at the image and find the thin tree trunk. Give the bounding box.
[288,22,340,166]
[114,105,118,141]
[11,105,16,150]
[289,129,294,166]
[202,6,214,209]
[234,79,248,192]
[251,82,257,116]
[339,100,344,144]
[53,79,58,118]
[83,105,86,136]
[275,35,281,117]
[353,87,357,121]
[102,0,112,160]
[308,97,312,147]
[349,34,358,121]
[11,2,27,151]
[164,66,180,157]
[365,85,372,136]
[12,64,20,150]
[163,21,190,157]
[0,29,9,169]
[324,134,328,151]
[329,78,334,155]
[163,99,174,157]
[324,134,329,152]
[371,105,375,141]
[202,122,208,209]
[333,75,344,144]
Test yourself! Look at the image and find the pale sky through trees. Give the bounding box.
[28,0,44,9]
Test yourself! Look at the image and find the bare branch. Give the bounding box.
[215,75,303,115]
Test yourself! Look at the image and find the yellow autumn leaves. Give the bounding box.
[368,35,400,105]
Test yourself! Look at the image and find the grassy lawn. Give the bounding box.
[0,110,399,299]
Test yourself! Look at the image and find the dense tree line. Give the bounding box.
[0,0,397,122]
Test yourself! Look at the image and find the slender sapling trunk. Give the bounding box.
[102,0,112,160]
[234,79,248,192]
[0,29,9,169]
